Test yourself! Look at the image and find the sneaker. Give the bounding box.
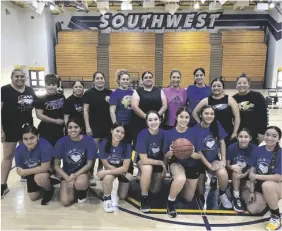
[210,176,217,189]
[50,174,61,186]
[265,215,281,231]
[1,184,9,199]
[219,193,232,209]
[167,200,177,218]
[41,187,54,205]
[232,197,244,213]
[103,200,114,213]
[140,196,150,213]
[89,176,96,187]
[77,190,88,204]
[20,177,27,182]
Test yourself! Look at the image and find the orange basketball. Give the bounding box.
[172,138,194,159]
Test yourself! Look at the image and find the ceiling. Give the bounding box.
[11,0,282,14]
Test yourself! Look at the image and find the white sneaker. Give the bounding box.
[219,193,232,209]
[78,197,87,204]
[104,200,114,213]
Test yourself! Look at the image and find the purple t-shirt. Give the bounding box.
[187,85,211,113]
[98,139,132,166]
[192,122,227,162]
[249,145,282,175]
[53,135,97,175]
[163,87,187,126]
[227,142,257,170]
[136,128,165,160]
[15,138,52,169]
[109,88,133,125]
[163,127,204,167]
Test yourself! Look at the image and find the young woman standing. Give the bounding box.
[1,69,37,198]
[163,70,187,130]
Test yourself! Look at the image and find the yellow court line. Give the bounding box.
[127,197,249,214]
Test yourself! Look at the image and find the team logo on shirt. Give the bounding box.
[74,104,83,113]
[203,136,217,151]
[171,96,182,105]
[212,104,229,111]
[121,95,132,109]
[45,98,64,110]
[234,155,247,168]
[238,101,255,111]
[17,95,35,112]
[108,153,122,165]
[256,158,269,175]
[67,149,85,165]
[24,159,40,168]
[148,142,161,157]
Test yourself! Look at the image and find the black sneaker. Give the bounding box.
[1,184,9,199]
[210,176,217,189]
[167,200,177,218]
[41,187,54,205]
[140,196,150,213]
[232,197,244,213]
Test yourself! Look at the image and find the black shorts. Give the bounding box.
[113,162,134,183]
[123,124,133,144]
[26,175,41,193]
[3,126,22,143]
[91,124,111,139]
[255,180,264,193]
[38,123,64,146]
[169,163,201,179]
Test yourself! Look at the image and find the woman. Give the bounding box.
[163,106,209,218]
[131,71,167,148]
[35,74,65,146]
[83,71,112,184]
[109,70,133,143]
[1,69,37,198]
[233,74,268,144]
[136,111,166,213]
[227,128,257,213]
[193,77,240,147]
[53,117,96,206]
[163,70,187,130]
[97,123,133,213]
[186,68,211,127]
[15,124,54,205]
[241,126,282,231]
[64,81,84,129]
[193,105,233,209]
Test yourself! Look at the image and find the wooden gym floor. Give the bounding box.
[1,89,282,231]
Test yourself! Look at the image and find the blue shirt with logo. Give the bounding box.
[15,138,53,169]
[136,128,165,161]
[98,139,132,166]
[109,88,133,125]
[53,135,97,175]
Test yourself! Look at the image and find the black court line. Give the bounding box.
[202,216,212,231]
[11,166,16,170]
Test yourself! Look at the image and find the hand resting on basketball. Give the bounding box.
[165,143,174,159]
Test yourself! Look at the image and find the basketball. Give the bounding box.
[172,138,194,159]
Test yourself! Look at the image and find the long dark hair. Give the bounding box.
[105,122,125,153]
[22,123,39,136]
[141,71,153,80]
[199,105,219,139]
[174,106,190,127]
[66,117,84,134]
[265,126,282,153]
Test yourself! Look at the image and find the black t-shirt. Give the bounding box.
[233,90,268,136]
[64,95,84,123]
[1,84,36,131]
[35,93,65,120]
[82,88,112,126]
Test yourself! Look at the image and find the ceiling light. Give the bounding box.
[269,2,275,8]
[165,3,179,15]
[194,2,200,9]
[218,0,227,5]
[143,0,155,8]
[200,0,205,3]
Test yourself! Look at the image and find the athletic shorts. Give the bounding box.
[255,180,264,193]
[91,124,111,139]
[26,174,41,193]
[123,124,133,144]
[3,126,22,143]
[169,162,201,179]
[38,123,64,146]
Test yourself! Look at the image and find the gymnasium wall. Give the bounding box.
[1,2,55,85]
